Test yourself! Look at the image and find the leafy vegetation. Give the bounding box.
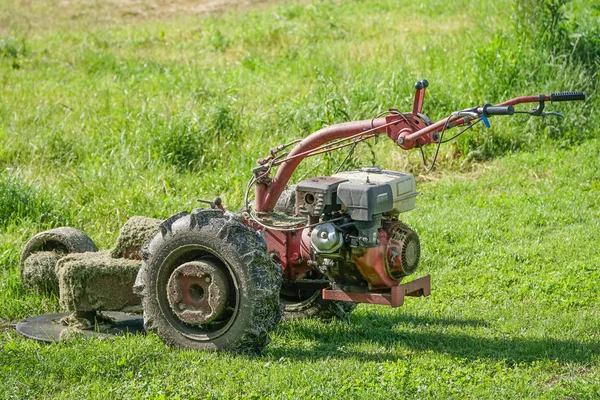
[0,0,599,398]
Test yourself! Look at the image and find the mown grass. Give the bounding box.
[0,0,599,398]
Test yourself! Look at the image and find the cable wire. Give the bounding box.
[424,115,452,172]
[440,118,481,143]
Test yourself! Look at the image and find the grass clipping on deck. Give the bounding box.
[57,250,141,312]
[57,216,162,312]
[21,251,62,295]
[110,216,162,259]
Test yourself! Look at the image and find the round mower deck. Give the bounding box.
[16,312,144,343]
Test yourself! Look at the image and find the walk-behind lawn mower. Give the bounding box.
[17,82,585,353]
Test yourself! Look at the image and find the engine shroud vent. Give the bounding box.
[295,176,347,217]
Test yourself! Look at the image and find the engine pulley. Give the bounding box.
[311,223,344,253]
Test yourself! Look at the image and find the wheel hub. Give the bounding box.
[167,260,230,325]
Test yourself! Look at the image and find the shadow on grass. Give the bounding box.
[269,312,599,364]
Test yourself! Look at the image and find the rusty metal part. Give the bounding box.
[16,311,144,343]
[243,216,313,281]
[385,223,421,280]
[386,114,435,150]
[167,260,230,325]
[322,275,430,307]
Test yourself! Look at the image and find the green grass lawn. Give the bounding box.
[1,0,599,398]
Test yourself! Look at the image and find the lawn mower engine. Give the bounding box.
[294,166,420,291]
[254,164,429,311]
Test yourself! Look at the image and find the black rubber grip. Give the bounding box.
[550,92,586,102]
[483,105,515,116]
[414,79,429,90]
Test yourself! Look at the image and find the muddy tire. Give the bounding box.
[281,288,357,321]
[20,227,98,294]
[136,209,282,353]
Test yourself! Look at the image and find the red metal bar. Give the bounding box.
[413,88,425,114]
[404,116,455,142]
[322,275,431,308]
[257,118,389,212]
[271,133,377,167]
[498,94,550,106]
[253,177,269,214]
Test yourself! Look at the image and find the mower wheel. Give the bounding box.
[20,227,98,294]
[136,209,282,353]
[281,281,357,321]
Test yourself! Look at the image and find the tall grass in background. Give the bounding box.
[0,0,597,240]
[459,0,599,160]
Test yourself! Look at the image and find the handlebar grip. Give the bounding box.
[550,92,586,102]
[482,105,515,116]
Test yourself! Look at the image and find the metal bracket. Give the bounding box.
[528,94,546,116]
[322,274,431,308]
[517,94,564,118]
[197,197,224,211]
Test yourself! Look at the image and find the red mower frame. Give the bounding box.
[245,80,585,306]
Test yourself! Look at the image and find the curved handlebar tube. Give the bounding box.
[256,118,388,212]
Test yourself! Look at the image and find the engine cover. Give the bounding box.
[295,176,347,217]
[333,167,417,221]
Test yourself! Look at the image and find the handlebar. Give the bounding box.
[481,104,515,116]
[550,92,586,102]
[405,91,585,143]
[254,87,586,211]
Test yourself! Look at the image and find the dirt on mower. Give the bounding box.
[21,251,62,295]
[57,216,162,312]
[57,250,142,312]
[111,216,162,260]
